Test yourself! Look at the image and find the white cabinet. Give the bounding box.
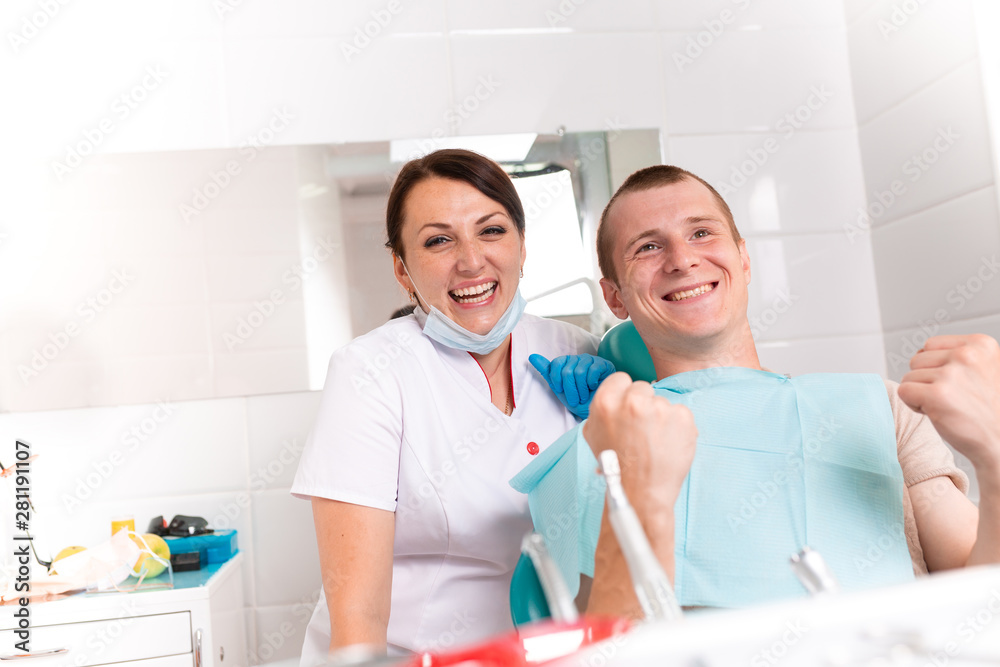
[1,555,245,667]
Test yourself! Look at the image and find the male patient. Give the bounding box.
[514,165,1000,618]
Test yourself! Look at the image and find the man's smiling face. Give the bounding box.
[600,177,752,355]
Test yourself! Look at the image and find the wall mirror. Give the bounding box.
[1,129,662,413]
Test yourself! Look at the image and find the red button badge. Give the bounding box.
[527,441,539,456]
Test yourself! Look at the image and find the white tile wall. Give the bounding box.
[448,0,656,32]
[843,0,880,24]
[847,0,977,125]
[846,0,1000,430]
[96,305,210,357]
[6,35,228,157]
[449,32,664,137]
[872,187,1000,333]
[222,0,448,39]
[0,398,248,508]
[105,257,208,305]
[757,333,888,377]
[254,603,318,665]
[205,255,306,304]
[653,0,846,30]
[223,35,452,145]
[104,355,214,407]
[856,62,995,226]
[251,490,320,608]
[660,28,855,134]
[213,350,312,398]
[975,0,1000,224]
[667,129,866,236]
[746,233,883,341]
[1,143,349,412]
[246,392,323,491]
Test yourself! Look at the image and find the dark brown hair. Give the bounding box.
[597,165,740,285]
[385,149,525,260]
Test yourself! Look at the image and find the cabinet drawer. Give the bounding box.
[0,612,191,666]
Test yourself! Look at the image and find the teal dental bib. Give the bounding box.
[510,368,913,608]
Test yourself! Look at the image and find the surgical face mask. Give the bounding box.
[403,262,526,355]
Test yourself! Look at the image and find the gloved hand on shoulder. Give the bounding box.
[528,353,616,420]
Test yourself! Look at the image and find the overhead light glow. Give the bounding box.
[390,133,538,163]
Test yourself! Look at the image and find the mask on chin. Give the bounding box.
[403,263,526,355]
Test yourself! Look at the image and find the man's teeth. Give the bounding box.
[668,283,714,301]
[451,282,497,303]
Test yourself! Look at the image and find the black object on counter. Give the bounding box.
[167,515,213,537]
[147,515,169,536]
[171,551,201,572]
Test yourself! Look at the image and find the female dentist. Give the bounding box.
[292,149,613,662]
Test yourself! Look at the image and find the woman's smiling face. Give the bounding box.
[393,176,525,335]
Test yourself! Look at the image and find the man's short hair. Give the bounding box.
[597,165,741,285]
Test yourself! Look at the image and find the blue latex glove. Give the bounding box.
[528,353,616,420]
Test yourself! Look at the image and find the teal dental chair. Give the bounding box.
[509,320,656,626]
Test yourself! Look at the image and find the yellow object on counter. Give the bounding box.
[111,515,135,536]
[130,533,171,578]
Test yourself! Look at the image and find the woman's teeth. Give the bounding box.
[450,282,497,304]
[668,283,715,301]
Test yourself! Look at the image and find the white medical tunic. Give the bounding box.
[292,313,597,661]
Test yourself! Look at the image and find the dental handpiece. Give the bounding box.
[789,546,840,595]
[521,532,579,623]
[598,450,683,622]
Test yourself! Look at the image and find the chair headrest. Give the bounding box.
[598,321,656,383]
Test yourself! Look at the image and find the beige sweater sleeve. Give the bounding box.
[884,379,970,574]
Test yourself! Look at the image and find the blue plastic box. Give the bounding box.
[163,529,238,565]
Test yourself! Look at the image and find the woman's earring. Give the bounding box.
[520,267,524,278]
[408,291,416,303]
